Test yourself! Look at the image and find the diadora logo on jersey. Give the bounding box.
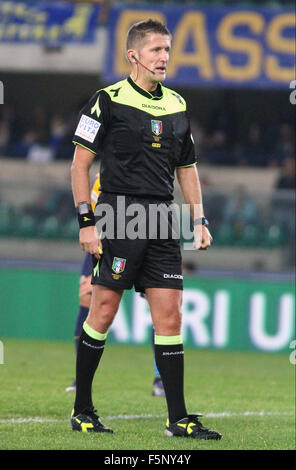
[112,257,126,274]
[75,114,101,143]
[151,120,163,136]
[142,103,166,111]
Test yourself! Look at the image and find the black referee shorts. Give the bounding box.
[91,193,183,293]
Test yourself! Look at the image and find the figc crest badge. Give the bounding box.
[151,120,163,136]
[112,257,126,274]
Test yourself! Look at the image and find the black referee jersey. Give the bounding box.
[73,76,197,200]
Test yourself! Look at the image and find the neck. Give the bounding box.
[130,72,158,92]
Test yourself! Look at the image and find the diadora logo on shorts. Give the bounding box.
[112,257,126,274]
[163,274,183,279]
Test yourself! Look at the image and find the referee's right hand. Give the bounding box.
[79,226,102,259]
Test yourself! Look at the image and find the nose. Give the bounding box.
[160,49,169,62]
[162,50,169,62]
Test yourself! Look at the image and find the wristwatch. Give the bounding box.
[193,217,209,227]
[77,202,91,215]
[76,202,95,228]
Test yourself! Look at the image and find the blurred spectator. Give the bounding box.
[30,106,50,136]
[26,130,55,163]
[223,185,258,237]
[50,114,67,150]
[204,91,238,165]
[0,113,9,153]
[243,123,266,166]
[275,157,296,190]
[0,104,23,156]
[54,111,79,160]
[271,123,295,165]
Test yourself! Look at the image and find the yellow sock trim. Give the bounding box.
[83,321,107,341]
[154,335,183,345]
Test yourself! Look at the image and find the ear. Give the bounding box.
[127,50,137,64]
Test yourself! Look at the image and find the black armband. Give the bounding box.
[76,202,95,229]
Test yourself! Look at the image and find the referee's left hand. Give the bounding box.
[193,225,213,250]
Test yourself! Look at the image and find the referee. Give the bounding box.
[70,19,221,440]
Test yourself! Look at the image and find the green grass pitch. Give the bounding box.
[0,339,294,450]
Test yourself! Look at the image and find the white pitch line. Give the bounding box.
[0,417,61,423]
[0,411,294,424]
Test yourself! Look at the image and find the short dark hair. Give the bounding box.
[126,19,171,51]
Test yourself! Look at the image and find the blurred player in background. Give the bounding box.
[70,19,221,440]
[65,172,165,397]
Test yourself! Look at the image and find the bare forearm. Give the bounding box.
[177,165,212,250]
[176,165,204,220]
[71,145,101,258]
[71,146,95,207]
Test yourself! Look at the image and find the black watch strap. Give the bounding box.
[193,217,209,227]
[76,202,95,228]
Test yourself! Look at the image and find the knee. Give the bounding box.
[98,300,117,330]
[155,308,182,336]
[166,309,182,332]
[88,295,119,331]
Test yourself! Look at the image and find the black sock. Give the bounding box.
[154,338,187,423]
[74,325,106,415]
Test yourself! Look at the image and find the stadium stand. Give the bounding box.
[0,94,294,167]
[0,0,294,270]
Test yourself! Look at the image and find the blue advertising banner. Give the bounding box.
[105,4,295,89]
[0,1,100,44]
